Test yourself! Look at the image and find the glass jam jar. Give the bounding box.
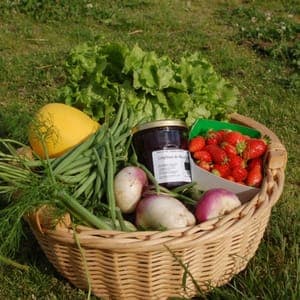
[132,119,191,188]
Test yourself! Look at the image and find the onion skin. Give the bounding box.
[136,195,196,230]
[195,188,241,222]
[114,166,148,213]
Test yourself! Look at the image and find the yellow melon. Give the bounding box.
[28,103,100,158]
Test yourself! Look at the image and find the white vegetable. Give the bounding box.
[136,195,196,230]
[114,166,148,213]
[195,188,241,222]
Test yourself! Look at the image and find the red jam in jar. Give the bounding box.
[132,119,191,188]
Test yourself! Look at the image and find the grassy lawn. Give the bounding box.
[0,0,299,299]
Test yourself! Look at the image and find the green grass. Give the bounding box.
[0,0,299,299]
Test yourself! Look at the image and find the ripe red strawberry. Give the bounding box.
[221,142,237,156]
[247,157,263,171]
[212,164,231,178]
[223,131,247,146]
[246,164,263,187]
[228,154,246,169]
[197,160,211,171]
[193,150,212,162]
[231,166,248,182]
[206,130,225,145]
[189,136,205,153]
[242,138,267,160]
[204,144,228,164]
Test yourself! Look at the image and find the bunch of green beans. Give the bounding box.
[49,101,135,225]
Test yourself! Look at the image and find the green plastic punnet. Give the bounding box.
[189,119,261,139]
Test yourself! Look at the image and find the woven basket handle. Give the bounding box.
[230,113,287,170]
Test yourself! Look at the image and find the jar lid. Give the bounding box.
[133,119,187,133]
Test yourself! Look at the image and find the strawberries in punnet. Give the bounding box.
[189,128,267,187]
[189,136,205,153]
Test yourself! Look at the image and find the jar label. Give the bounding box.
[152,149,191,184]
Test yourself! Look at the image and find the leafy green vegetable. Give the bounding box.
[59,42,238,126]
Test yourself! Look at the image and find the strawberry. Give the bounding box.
[223,131,247,153]
[206,130,225,145]
[223,131,247,146]
[231,166,248,182]
[221,142,237,156]
[242,138,267,160]
[212,164,231,178]
[189,136,205,153]
[247,157,263,171]
[193,150,212,162]
[228,154,246,169]
[204,144,228,164]
[197,160,211,172]
[246,164,263,187]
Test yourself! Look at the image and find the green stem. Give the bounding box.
[158,185,197,205]
[0,254,29,271]
[72,224,92,300]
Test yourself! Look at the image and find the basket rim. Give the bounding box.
[27,113,287,250]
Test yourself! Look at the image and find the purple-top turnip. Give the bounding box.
[114,166,148,213]
[136,195,196,230]
[195,188,241,222]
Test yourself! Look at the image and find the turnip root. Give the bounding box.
[114,166,148,213]
[195,188,241,222]
[136,195,196,230]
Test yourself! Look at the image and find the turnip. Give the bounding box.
[136,195,196,230]
[195,188,241,222]
[114,166,148,213]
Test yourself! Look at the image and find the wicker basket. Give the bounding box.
[27,113,287,300]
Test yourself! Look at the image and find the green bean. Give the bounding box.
[56,169,90,184]
[116,207,126,231]
[113,131,131,147]
[127,108,136,129]
[105,142,116,228]
[62,162,94,176]
[52,132,97,173]
[123,134,133,160]
[92,148,105,184]
[73,171,97,199]
[93,173,102,200]
[94,122,109,144]
[111,121,128,139]
[110,100,125,134]
[109,133,116,174]
[82,182,95,206]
